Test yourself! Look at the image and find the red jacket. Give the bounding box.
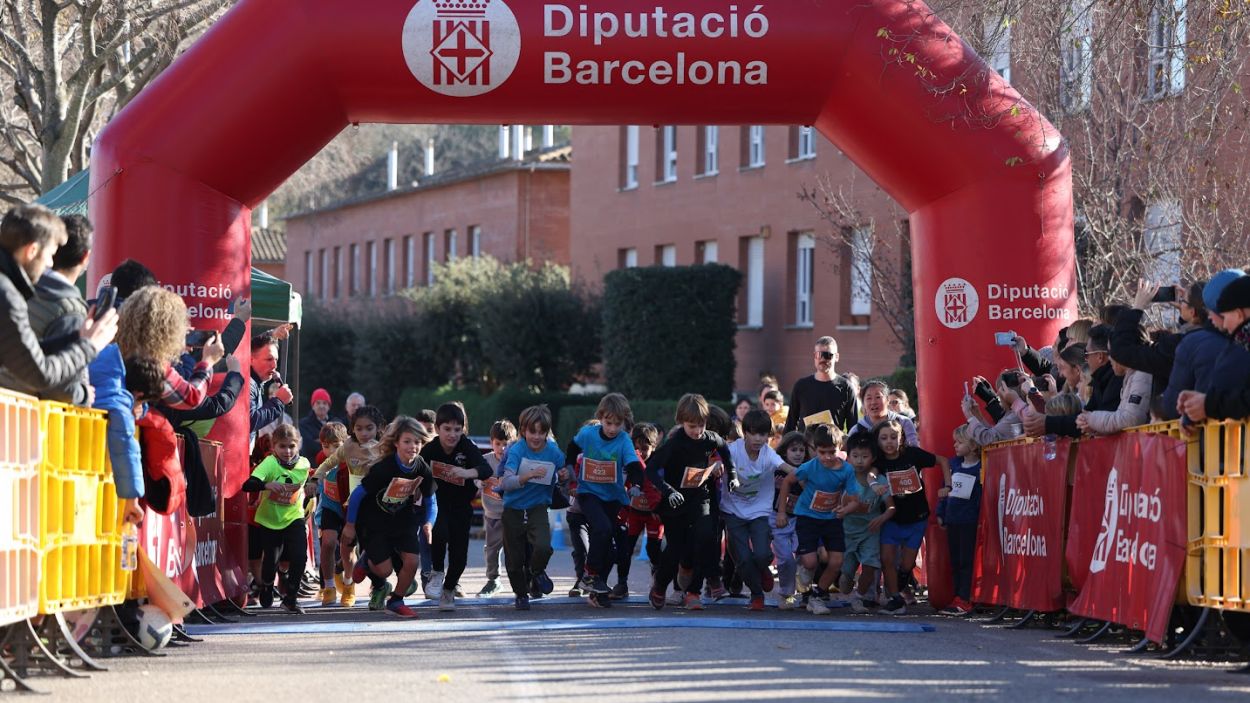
[136,409,186,515]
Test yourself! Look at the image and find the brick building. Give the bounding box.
[285,147,570,304]
[569,125,907,394]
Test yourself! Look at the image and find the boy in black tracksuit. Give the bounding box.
[646,394,738,610]
[421,403,492,611]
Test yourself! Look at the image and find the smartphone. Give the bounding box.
[1151,286,1178,303]
[1032,375,1052,393]
[994,331,1017,346]
[94,286,117,320]
[963,381,971,399]
[185,330,213,348]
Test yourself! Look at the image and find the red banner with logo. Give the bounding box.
[1066,433,1186,644]
[974,440,1069,612]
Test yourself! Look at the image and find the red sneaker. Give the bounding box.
[385,600,417,619]
[684,593,704,611]
[760,568,775,593]
[649,589,666,610]
[748,595,765,611]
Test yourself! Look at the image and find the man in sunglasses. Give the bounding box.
[782,336,861,435]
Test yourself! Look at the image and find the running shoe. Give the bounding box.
[281,598,306,615]
[368,582,393,611]
[514,595,530,611]
[478,579,501,597]
[386,599,417,618]
[649,589,666,610]
[533,571,554,595]
[683,593,704,611]
[778,595,799,611]
[609,582,629,600]
[748,595,765,612]
[425,572,445,600]
[881,595,907,616]
[438,589,456,612]
[806,597,830,615]
[590,576,611,595]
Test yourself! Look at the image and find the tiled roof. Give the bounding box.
[252,227,286,263]
[285,145,572,221]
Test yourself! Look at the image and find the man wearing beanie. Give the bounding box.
[299,387,341,461]
[1178,273,1250,423]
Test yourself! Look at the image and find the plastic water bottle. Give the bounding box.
[121,522,139,571]
[1043,434,1058,461]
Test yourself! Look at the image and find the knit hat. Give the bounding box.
[1216,275,1250,314]
[310,388,332,405]
[1204,268,1245,312]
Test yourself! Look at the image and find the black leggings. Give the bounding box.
[260,519,307,600]
[655,500,718,595]
[616,526,662,583]
[431,498,473,592]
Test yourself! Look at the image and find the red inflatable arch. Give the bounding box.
[88,0,1075,607]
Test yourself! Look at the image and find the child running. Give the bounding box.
[722,408,784,611]
[937,425,982,616]
[497,405,566,610]
[647,393,738,611]
[837,432,893,613]
[477,419,516,597]
[343,416,436,618]
[772,431,808,610]
[312,421,350,606]
[563,393,646,608]
[612,422,664,599]
[422,402,493,611]
[873,417,952,615]
[776,424,858,615]
[241,423,311,614]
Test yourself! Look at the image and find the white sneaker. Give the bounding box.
[665,590,684,606]
[850,592,869,614]
[425,571,445,600]
[778,595,799,611]
[806,597,830,615]
[438,589,456,611]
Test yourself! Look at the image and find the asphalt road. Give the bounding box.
[21,539,1250,702]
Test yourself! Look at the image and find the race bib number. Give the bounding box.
[323,477,342,503]
[432,461,465,486]
[887,468,923,496]
[950,472,975,500]
[809,490,842,514]
[521,458,556,486]
[480,477,502,502]
[629,492,654,511]
[382,476,423,507]
[582,458,618,484]
[267,483,301,506]
[681,466,714,489]
[803,410,834,427]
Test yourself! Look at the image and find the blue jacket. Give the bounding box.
[937,457,981,526]
[1161,326,1231,418]
[87,344,144,499]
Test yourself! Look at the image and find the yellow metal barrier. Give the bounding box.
[37,401,129,614]
[1,390,41,627]
[1186,420,1249,612]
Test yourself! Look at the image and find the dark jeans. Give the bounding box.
[431,498,473,592]
[501,506,553,596]
[567,511,589,581]
[947,522,977,601]
[616,527,662,584]
[655,499,717,595]
[724,513,773,596]
[260,519,307,602]
[578,494,621,579]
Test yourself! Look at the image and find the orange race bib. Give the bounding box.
[681,466,714,489]
[809,490,842,514]
[582,458,618,484]
[267,483,302,506]
[432,461,465,486]
[481,477,502,502]
[382,476,422,506]
[630,492,654,511]
[887,468,923,496]
[323,477,342,503]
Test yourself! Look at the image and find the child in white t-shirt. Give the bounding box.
[721,409,785,611]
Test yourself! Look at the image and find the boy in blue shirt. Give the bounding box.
[937,425,982,616]
[564,393,646,608]
[837,432,893,613]
[775,424,859,615]
[499,405,566,610]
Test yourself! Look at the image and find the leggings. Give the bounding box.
[655,499,718,595]
[431,498,473,592]
[260,519,307,600]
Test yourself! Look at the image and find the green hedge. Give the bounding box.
[602,264,741,401]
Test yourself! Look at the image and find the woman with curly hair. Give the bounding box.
[116,285,221,411]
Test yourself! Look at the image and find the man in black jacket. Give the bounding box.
[782,335,860,434]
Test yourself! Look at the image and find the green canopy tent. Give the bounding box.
[36,169,307,414]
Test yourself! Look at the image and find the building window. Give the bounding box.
[795,233,815,327]
[444,229,457,261]
[349,244,358,297]
[384,238,395,295]
[424,232,436,286]
[621,126,640,190]
[697,240,719,264]
[740,236,764,327]
[470,225,482,257]
[983,11,1012,83]
[366,241,377,297]
[405,235,415,288]
[1146,0,1186,100]
[618,248,638,269]
[656,126,677,183]
[698,126,718,176]
[1059,1,1093,114]
[333,246,343,299]
[850,226,873,317]
[304,252,312,296]
[318,249,327,300]
[743,125,765,168]
[1144,199,1182,285]
[797,127,816,159]
[657,244,677,267]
